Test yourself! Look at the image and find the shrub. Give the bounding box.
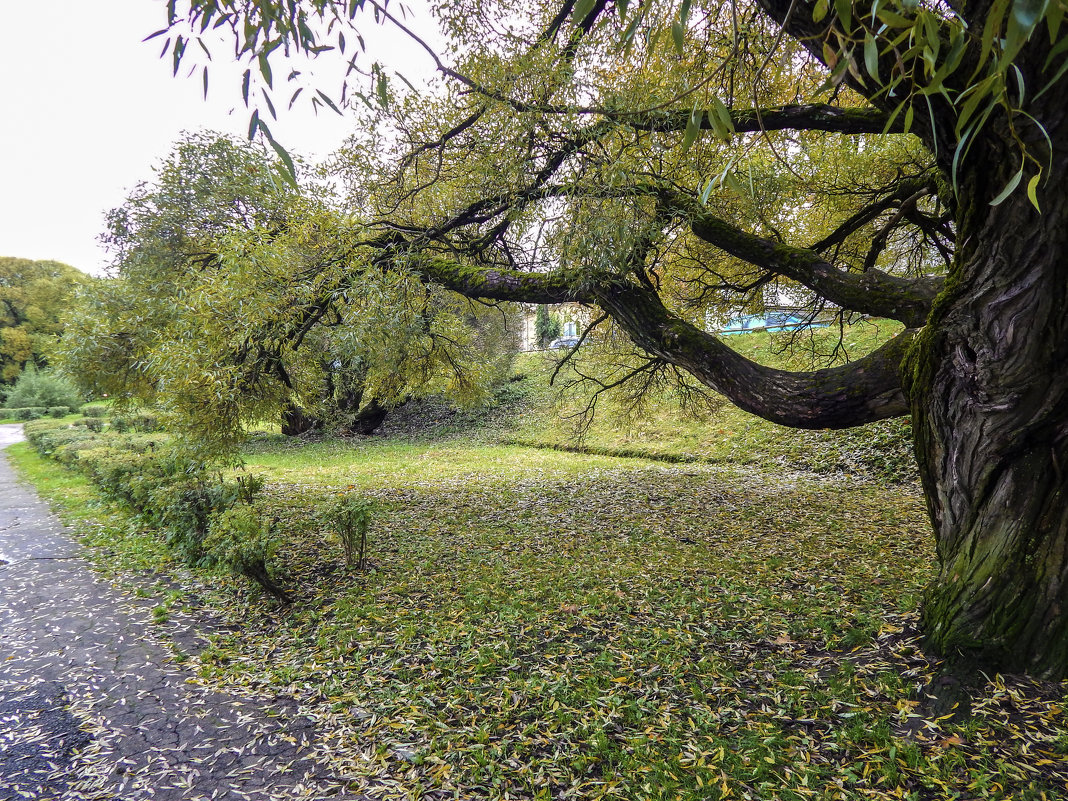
[84,417,105,432]
[15,407,47,421]
[81,404,107,417]
[325,494,374,570]
[4,365,81,410]
[132,412,161,432]
[205,506,290,602]
[47,406,70,418]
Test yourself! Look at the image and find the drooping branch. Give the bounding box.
[591,279,916,428]
[386,249,914,429]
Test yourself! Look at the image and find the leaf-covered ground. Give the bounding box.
[13,422,1068,799]
[181,443,1068,800]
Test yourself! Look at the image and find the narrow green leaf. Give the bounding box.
[863,34,879,80]
[317,89,342,115]
[1036,53,1068,98]
[248,109,260,141]
[881,98,906,133]
[813,0,830,23]
[671,20,685,54]
[989,166,1024,206]
[620,13,642,49]
[1047,0,1064,41]
[172,35,185,76]
[262,89,278,120]
[258,53,273,88]
[1027,172,1042,211]
[202,66,209,100]
[572,0,597,24]
[681,106,702,151]
[712,95,734,140]
[376,72,389,109]
[260,122,299,187]
[242,69,252,106]
[833,0,852,29]
[699,178,715,205]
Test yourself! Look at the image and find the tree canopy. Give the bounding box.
[0,257,85,383]
[58,133,518,449]
[146,0,1068,677]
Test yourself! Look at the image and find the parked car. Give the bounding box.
[718,312,826,335]
[548,335,582,349]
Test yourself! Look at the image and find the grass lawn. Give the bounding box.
[12,425,1068,799]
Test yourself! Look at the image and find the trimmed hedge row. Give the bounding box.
[24,418,289,601]
[0,406,74,420]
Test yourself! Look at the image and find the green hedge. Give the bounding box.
[23,419,287,600]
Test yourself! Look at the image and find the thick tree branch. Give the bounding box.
[386,249,914,429]
[660,190,941,326]
[593,280,915,428]
[415,257,591,304]
[625,103,899,135]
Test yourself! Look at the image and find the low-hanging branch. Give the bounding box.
[591,278,917,429]
[393,249,915,429]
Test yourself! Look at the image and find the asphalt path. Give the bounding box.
[0,424,356,800]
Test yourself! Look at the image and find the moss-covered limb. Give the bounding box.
[418,257,593,304]
[623,104,900,136]
[592,279,914,429]
[684,205,942,327]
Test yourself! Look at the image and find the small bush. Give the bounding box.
[85,417,105,432]
[47,406,70,418]
[326,494,374,570]
[4,365,81,409]
[81,404,107,418]
[15,407,47,421]
[205,506,290,602]
[132,412,161,432]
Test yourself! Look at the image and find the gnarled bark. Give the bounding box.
[905,102,1068,676]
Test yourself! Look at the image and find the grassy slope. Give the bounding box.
[375,318,916,482]
[10,323,1068,799]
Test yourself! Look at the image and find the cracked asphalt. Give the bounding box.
[0,424,357,800]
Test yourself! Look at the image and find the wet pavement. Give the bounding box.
[0,424,356,800]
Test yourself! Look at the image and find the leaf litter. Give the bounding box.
[182,458,1068,800]
[15,436,1068,800]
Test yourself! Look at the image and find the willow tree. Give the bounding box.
[162,0,1068,676]
[60,132,519,447]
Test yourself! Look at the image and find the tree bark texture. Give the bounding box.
[907,102,1068,677]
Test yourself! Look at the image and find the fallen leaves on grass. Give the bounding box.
[179,460,1068,800]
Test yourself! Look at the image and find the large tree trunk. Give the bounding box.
[281,403,321,436]
[907,111,1068,677]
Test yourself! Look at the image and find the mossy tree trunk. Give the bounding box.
[908,105,1068,677]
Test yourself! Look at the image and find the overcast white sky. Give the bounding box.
[0,1,437,275]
